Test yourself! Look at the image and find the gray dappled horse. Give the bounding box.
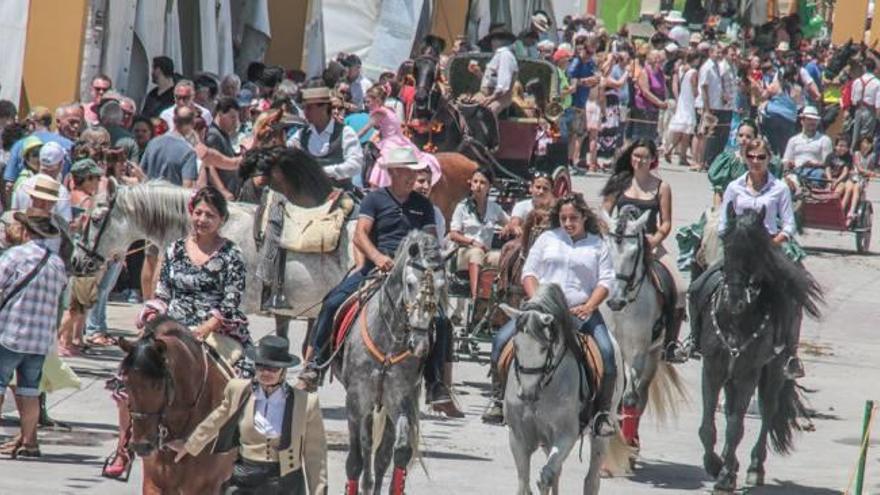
[689,205,822,494]
[500,284,629,495]
[334,231,446,495]
[70,180,355,334]
[603,206,686,465]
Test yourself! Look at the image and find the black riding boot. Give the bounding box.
[592,372,616,437]
[664,307,689,363]
[267,250,291,310]
[38,393,69,429]
[481,370,505,425]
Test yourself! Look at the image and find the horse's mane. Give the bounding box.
[521,283,580,356]
[111,181,190,237]
[390,230,442,274]
[522,208,551,255]
[120,316,201,380]
[722,209,823,321]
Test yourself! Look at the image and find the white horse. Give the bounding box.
[501,284,629,495]
[71,181,355,323]
[603,207,687,465]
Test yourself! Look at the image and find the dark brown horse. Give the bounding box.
[494,208,553,322]
[118,317,235,494]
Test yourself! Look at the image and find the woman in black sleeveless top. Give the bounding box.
[601,139,688,362]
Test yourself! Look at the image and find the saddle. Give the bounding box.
[258,189,355,254]
[649,260,679,342]
[497,333,604,423]
[331,277,382,353]
[687,263,724,349]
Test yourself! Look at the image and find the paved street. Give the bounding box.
[1,164,879,494]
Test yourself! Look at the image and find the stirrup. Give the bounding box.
[266,291,292,310]
[591,412,615,437]
[101,447,134,481]
[481,400,505,425]
[664,341,689,364]
[783,356,805,380]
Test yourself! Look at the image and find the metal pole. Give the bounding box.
[854,400,874,495]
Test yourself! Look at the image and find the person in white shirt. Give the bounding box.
[341,54,373,112]
[482,194,618,436]
[449,167,509,299]
[782,106,833,185]
[699,44,735,169]
[506,172,555,237]
[159,80,213,131]
[287,87,363,186]
[469,30,519,116]
[850,59,880,149]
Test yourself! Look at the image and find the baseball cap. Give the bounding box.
[39,141,65,167]
[21,136,43,157]
[552,48,573,63]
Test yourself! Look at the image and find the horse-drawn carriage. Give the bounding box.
[796,176,873,253]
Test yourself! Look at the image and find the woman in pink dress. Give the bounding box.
[363,84,442,188]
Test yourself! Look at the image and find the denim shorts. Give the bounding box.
[0,345,45,396]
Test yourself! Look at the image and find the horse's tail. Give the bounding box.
[370,406,388,461]
[602,431,636,476]
[769,379,807,455]
[646,361,688,424]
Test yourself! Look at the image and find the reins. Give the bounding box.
[609,231,649,304]
[76,194,118,269]
[709,285,772,377]
[513,323,569,397]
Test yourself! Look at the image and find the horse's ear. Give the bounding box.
[537,312,554,326]
[499,303,522,319]
[600,208,614,229]
[153,339,167,354]
[408,242,420,258]
[726,201,737,221]
[118,337,134,353]
[634,209,652,230]
[758,205,767,222]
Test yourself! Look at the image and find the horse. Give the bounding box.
[335,231,446,495]
[71,178,356,339]
[689,205,823,494]
[603,206,687,463]
[117,316,235,494]
[500,283,629,495]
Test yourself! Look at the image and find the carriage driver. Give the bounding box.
[298,147,461,414]
[482,194,619,437]
[468,29,519,117]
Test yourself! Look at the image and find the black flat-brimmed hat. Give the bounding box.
[253,335,300,368]
[479,25,517,51]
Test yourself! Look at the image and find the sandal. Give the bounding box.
[86,333,116,347]
[102,447,134,481]
[0,435,21,453]
[57,345,82,357]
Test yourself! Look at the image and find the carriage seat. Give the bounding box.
[497,333,604,404]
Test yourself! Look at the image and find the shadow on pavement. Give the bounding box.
[627,458,709,491]
[750,480,841,494]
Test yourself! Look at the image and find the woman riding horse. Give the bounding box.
[601,140,688,362]
[483,194,618,437]
[166,335,327,494]
[104,186,252,478]
[691,137,805,380]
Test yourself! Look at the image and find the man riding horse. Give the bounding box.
[298,147,461,415]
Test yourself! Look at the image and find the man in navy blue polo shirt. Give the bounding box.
[567,39,598,169]
[299,147,435,388]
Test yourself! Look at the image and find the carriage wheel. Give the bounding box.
[552,165,571,197]
[855,202,873,253]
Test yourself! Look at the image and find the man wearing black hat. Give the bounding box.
[341,54,373,112]
[166,335,327,494]
[469,29,519,116]
[0,208,67,458]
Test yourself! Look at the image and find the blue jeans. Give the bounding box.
[491,311,616,377]
[310,268,369,363]
[85,260,124,334]
[0,345,45,396]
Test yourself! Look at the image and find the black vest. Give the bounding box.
[301,122,345,167]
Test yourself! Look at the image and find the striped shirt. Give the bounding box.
[0,240,67,355]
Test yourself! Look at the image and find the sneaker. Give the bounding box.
[783,356,805,380]
[664,341,688,364]
[432,401,465,418]
[592,412,615,437]
[481,401,504,425]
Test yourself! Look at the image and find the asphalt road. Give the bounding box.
[1,163,879,494]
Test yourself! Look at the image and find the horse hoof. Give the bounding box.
[628,456,637,471]
[704,453,723,478]
[746,470,765,486]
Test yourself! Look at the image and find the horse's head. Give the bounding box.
[71,181,124,276]
[118,318,203,457]
[393,231,446,358]
[522,208,552,252]
[501,283,571,402]
[412,56,439,118]
[603,205,652,311]
[721,204,768,316]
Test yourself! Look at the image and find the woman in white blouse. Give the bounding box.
[482,194,618,436]
[449,167,509,299]
[504,171,556,237]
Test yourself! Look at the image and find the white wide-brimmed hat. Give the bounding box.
[379,147,427,170]
[801,105,821,120]
[665,11,686,24]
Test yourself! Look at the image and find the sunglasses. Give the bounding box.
[746,153,768,160]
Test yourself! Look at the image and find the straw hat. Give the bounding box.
[379,147,426,170]
[25,174,61,202]
[301,87,332,104]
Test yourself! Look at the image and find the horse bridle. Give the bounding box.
[127,339,210,450]
[380,260,439,348]
[513,317,567,399]
[609,232,648,304]
[76,194,118,272]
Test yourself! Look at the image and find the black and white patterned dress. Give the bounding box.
[156,238,250,344]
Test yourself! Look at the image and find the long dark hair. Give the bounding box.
[241,146,332,202]
[550,193,604,235]
[600,139,658,200]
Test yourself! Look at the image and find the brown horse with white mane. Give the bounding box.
[118,317,235,494]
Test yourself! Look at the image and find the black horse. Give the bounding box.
[688,205,822,494]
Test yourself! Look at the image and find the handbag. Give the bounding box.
[0,248,50,315]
